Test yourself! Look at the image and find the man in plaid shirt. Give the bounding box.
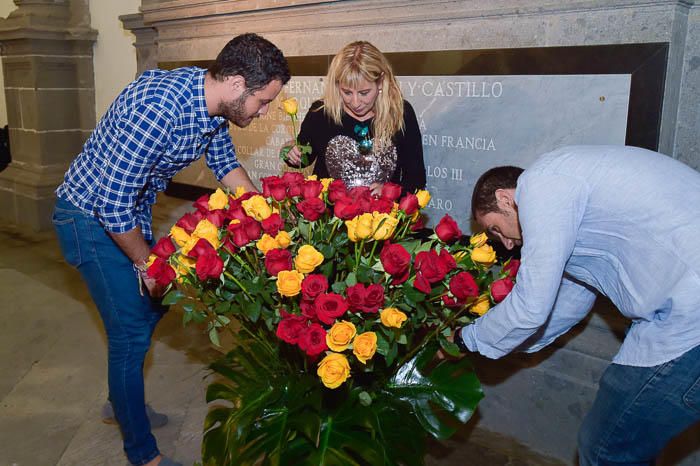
[52,33,290,466]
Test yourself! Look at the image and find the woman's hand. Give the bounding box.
[284,140,303,166]
[369,182,384,197]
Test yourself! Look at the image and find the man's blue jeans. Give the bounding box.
[579,343,700,465]
[52,197,164,465]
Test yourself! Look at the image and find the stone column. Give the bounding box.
[0,0,96,231]
[120,13,157,76]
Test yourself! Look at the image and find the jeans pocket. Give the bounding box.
[52,212,82,267]
[683,374,700,414]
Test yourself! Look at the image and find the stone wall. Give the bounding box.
[117,0,700,463]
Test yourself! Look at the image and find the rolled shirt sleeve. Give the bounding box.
[462,172,590,359]
[204,122,240,181]
[95,103,172,234]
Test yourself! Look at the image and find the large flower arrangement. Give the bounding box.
[147,174,517,465]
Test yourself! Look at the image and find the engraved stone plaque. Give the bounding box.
[173,74,630,231]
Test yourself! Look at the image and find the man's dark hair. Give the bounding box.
[209,33,291,90]
[471,166,524,217]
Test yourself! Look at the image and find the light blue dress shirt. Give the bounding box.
[462,145,700,367]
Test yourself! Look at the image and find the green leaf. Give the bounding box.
[438,335,462,357]
[385,342,483,440]
[358,391,372,407]
[162,289,184,305]
[208,327,221,347]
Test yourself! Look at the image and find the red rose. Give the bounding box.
[236,191,257,202]
[503,259,520,279]
[227,221,249,247]
[261,213,283,236]
[264,248,293,276]
[221,237,237,254]
[282,172,304,197]
[380,182,402,202]
[276,313,307,344]
[348,187,372,213]
[435,214,462,243]
[328,179,348,203]
[297,197,327,221]
[152,237,176,259]
[415,250,447,283]
[391,267,410,285]
[187,238,216,258]
[242,217,262,242]
[370,197,394,214]
[206,209,226,228]
[449,272,479,300]
[345,283,367,312]
[438,249,457,275]
[413,271,432,294]
[314,293,349,325]
[298,323,328,357]
[379,242,411,276]
[410,214,426,232]
[146,257,176,287]
[300,299,317,320]
[195,251,224,281]
[491,277,514,303]
[333,195,361,220]
[398,193,419,215]
[193,194,210,213]
[302,180,323,200]
[176,211,203,233]
[362,284,384,313]
[262,176,287,201]
[225,205,248,222]
[301,274,328,300]
[442,295,463,308]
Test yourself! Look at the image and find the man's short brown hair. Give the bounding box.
[471,166,524,217]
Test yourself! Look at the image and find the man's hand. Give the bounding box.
[221,166,258,193]
[140,270,165,298]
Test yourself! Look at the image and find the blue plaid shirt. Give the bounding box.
[56,67,240,240]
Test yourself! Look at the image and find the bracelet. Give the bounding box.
[453,326,470,353]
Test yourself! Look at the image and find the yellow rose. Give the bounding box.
[355,213,374,240]
[256,234,279,255]
[353,332,377,364]
[471,244,496,267]
[175,256,196,281]
[276,270,304,297]
[345,217,359,242]
[193,219,220,249]
[242,195,273,221]
[471,294,491,316]
[146,254,157,267]
[181,236,201,256]
[282,97,298,116]
[380,307,408,328]
[469,232,488,248]
[170,225,191,247]
[233,186,246,199]
[326,321,357,351]
[416,190,431,208]
[372,212,398,240]
[306,175,318,181]
[320,178,333,192]
[275,230,291,249]
[317,352,351,389]
[208,188,229,210]
[294,244,324,274]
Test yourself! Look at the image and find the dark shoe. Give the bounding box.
[159,457,183,466]
[101,402,169,429]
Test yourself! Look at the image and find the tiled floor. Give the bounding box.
[0,194,563,466]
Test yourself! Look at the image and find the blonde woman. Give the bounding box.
[286,41,425,194]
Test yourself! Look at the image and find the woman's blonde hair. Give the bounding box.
[322,41,404,149]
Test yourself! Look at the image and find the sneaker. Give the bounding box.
[101,402,169,429]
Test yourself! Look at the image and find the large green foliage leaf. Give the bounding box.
[385,343,483,440]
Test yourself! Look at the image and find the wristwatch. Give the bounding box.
[453,326,470,353]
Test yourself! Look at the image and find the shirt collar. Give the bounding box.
[193,68,227,135]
